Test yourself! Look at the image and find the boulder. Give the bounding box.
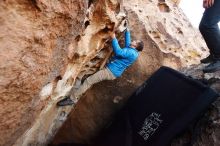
[0,0,212,146]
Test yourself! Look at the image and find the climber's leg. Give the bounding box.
[73,67,116,98]
[57,68,116,106]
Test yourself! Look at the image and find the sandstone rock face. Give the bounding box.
[0,0,87,145]
[0,0,210,146]
[52,0,210,145]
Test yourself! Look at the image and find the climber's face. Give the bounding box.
[130,41,137,48]
[130,40,139,49]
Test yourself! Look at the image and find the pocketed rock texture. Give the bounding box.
[0,0,210,146]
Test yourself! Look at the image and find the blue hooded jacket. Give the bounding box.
[107,30,139,77]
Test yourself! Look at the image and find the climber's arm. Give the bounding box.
[124,28,131,47]
[112,39,130,57]
[110,32,121,52]
[110,33,129,57]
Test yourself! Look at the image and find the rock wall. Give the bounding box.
[0,0,87,145]
[52,0,210,145]
[0,0,209,146]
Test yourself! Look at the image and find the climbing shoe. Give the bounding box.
[203,60,220,73]
[57,96,74,106]
[200,55,214,64]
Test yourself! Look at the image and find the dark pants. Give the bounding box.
[199,0,220,59]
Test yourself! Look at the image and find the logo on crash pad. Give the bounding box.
[138,112,163,141]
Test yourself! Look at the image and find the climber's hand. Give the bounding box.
[203,0,214,8]
[109,31,116,39]
[124,19,130,31]
[124,20,128,28]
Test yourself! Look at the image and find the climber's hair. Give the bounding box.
[136,41,144,51]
